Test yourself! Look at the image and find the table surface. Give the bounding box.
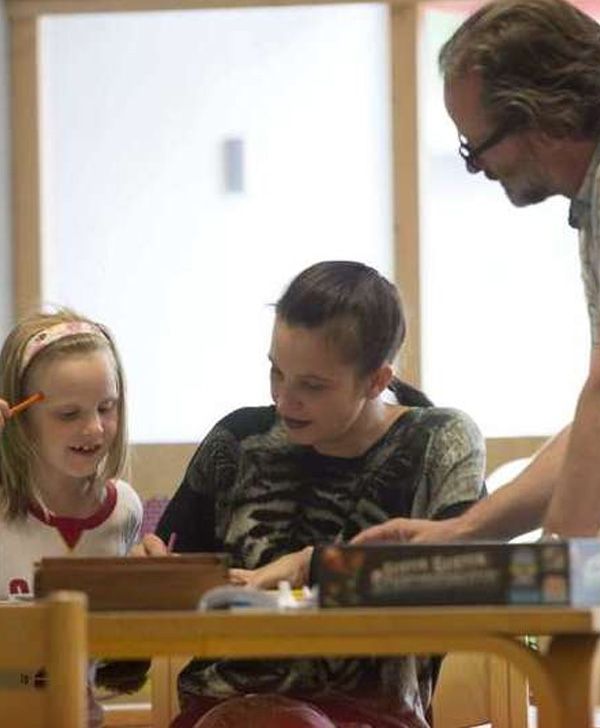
[88,604,600,728]
[88,604,600,657]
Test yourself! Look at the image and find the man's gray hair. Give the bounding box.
[439,0,600,139]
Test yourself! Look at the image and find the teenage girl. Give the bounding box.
[140,261,486,728]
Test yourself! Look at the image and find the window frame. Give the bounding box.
[6,0,542,496]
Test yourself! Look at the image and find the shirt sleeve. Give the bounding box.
[116,480,143,553]
[579,232,600,348]
[412,408,486,520]
[155,426,229,552]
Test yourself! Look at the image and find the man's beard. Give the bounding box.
[502,177,551,207]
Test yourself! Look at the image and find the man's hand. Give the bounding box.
[351,517,462,545]
[229,546,314,589]
[129,533,169,557]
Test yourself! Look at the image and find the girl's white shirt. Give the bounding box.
[0,478,142,599]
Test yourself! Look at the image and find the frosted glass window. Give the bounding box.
[418,2,591,438]
[40,5,393,443]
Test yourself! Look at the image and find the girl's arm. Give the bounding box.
[132,425,228,556]
[155,475,217,552]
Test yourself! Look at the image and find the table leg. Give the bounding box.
[538,634,600,728]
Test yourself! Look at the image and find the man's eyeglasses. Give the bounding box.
[458,124,515,173]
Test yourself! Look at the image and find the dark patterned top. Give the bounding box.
[156,386,485,726]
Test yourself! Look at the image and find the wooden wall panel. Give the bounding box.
[389,2,420,386]
[10,16,41,318]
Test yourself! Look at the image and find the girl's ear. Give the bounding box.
[366,363,393,399]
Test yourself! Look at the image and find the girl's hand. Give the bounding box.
[128,533,169,557]
[229,546,314,590]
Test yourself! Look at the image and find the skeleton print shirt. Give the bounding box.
[156,383,485,726]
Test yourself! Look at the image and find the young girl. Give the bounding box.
[0,308,142,598]
[142,261,486,728]
[0,310,142,599]
[0,309,143,725]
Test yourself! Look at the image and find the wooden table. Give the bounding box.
[89,605,600,728]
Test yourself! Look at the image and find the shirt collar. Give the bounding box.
[568,139,600,229]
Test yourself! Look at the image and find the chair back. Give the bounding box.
[0,590,87,728]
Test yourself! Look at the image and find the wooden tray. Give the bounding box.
[34,554,229,610]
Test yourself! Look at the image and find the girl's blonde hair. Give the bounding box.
[0,307,129,519]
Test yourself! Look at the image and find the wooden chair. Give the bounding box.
[433,652,529,728]
[151,655,190,727]
[0,590,88,728]
[432,456,537,728]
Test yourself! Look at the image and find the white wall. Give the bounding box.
[39,6,393,443]
[0,4,12,339]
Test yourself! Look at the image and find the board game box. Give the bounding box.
[317,539,600,607]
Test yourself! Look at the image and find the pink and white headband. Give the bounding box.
[21,321,106,374]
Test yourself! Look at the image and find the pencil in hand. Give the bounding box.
[8,392,45,416]
[166,532,178,553]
